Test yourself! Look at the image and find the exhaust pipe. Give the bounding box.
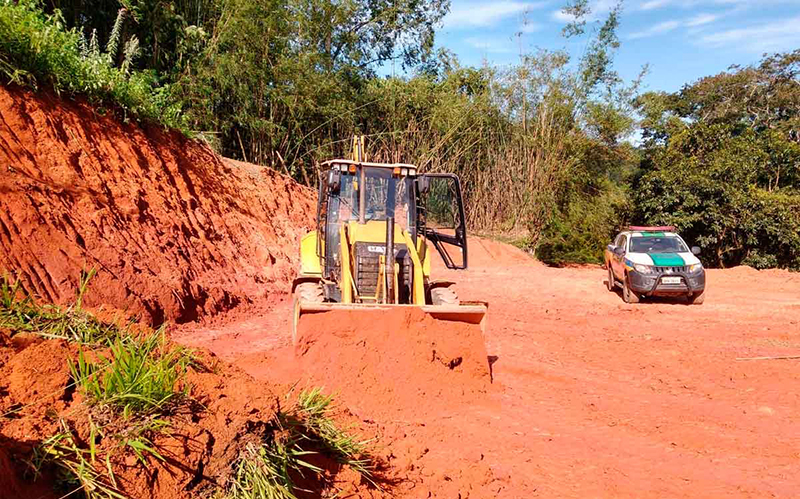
[385,217,394,304]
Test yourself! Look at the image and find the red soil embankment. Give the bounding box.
[0,330,285,499]
[0,85,314,324]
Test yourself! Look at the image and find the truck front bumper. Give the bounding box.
[628,269,705,297]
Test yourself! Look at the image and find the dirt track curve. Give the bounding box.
[176,238,800,498]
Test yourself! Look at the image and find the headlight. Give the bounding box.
[634,263,656,274]
[688,263,703,273]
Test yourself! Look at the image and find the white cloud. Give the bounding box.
[521,22,544,33]
[464,36,516,54]
[639,0,672,10]
[686,13,719,26]
[444,1,548,29]
[699,16,800,52]
[628,20,681,39]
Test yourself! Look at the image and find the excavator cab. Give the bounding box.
[292,137,486,344]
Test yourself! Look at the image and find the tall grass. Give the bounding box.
[70,328,192,417]
[32,420,126,499]
[0,270,124,345]
[0,0,185,131]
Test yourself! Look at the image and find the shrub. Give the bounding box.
[0,0,185,131]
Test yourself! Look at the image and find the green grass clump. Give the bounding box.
[0,270,125,345]
[32,420,125,499]
[0,0,185,131]
[291,388,374,479]
[70,328,192,417]
[228,441,320,499]
[227,388,375,499]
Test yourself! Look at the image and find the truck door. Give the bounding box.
[613,234,627,279]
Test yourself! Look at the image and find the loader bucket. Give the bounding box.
[290,301,492,409]
[291,301,488,347]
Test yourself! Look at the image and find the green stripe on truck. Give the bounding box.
[649,253,685,266]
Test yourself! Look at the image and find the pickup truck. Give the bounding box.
[604,226,706,304]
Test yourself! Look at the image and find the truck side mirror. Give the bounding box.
[691,246,701,255]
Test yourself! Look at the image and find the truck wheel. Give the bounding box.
[430,286,459,306]
[607,266,616,291]
[689,290,705,305]
[622,275,640,304]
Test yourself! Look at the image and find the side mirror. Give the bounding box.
[614,246,625,256]
[607,244,616,253]
[327,170,341,193]
[417,176,430,195]
[691,246,701,255]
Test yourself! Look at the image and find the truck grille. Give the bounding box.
[353,242,412,303]
[654,266,688,274]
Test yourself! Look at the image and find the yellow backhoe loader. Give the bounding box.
[291,137,487,343]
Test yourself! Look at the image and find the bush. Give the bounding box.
[0,0,185,131]
[536,179,629,265]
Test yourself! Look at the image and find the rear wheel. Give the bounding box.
[689,290,705,305]
[430,286,460,306]
[606,266,616,291]
[292,281,324,345]
[622,274,640,304]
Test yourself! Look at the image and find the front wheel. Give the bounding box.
[622,275,640,304]
[606,266,616,291]
[688,290,705,305]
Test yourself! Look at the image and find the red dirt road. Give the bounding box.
[176,240,800,498]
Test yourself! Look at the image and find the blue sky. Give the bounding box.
[435,0,800,92]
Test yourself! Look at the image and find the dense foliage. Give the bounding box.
[0,0,185,128]
[636,51,800,269]
[0,0,797,268]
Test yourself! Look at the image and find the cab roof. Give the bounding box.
[321,159,417,170]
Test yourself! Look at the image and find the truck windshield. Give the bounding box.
[630,236,688,253]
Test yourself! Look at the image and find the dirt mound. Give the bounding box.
[0,84,314,325]
[467,236,534,268]
[293,307,490,420]
[0,332,286,499]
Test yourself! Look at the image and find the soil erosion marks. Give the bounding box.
[0,85,314,325]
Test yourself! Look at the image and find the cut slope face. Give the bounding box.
[0,85,314,324]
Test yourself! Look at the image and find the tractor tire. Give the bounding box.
[607,266,616,291]
[622,275,640,304]
[689,290,705,305]
[430,286,460,306]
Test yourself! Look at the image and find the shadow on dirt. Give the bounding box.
[603,279,694,306]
